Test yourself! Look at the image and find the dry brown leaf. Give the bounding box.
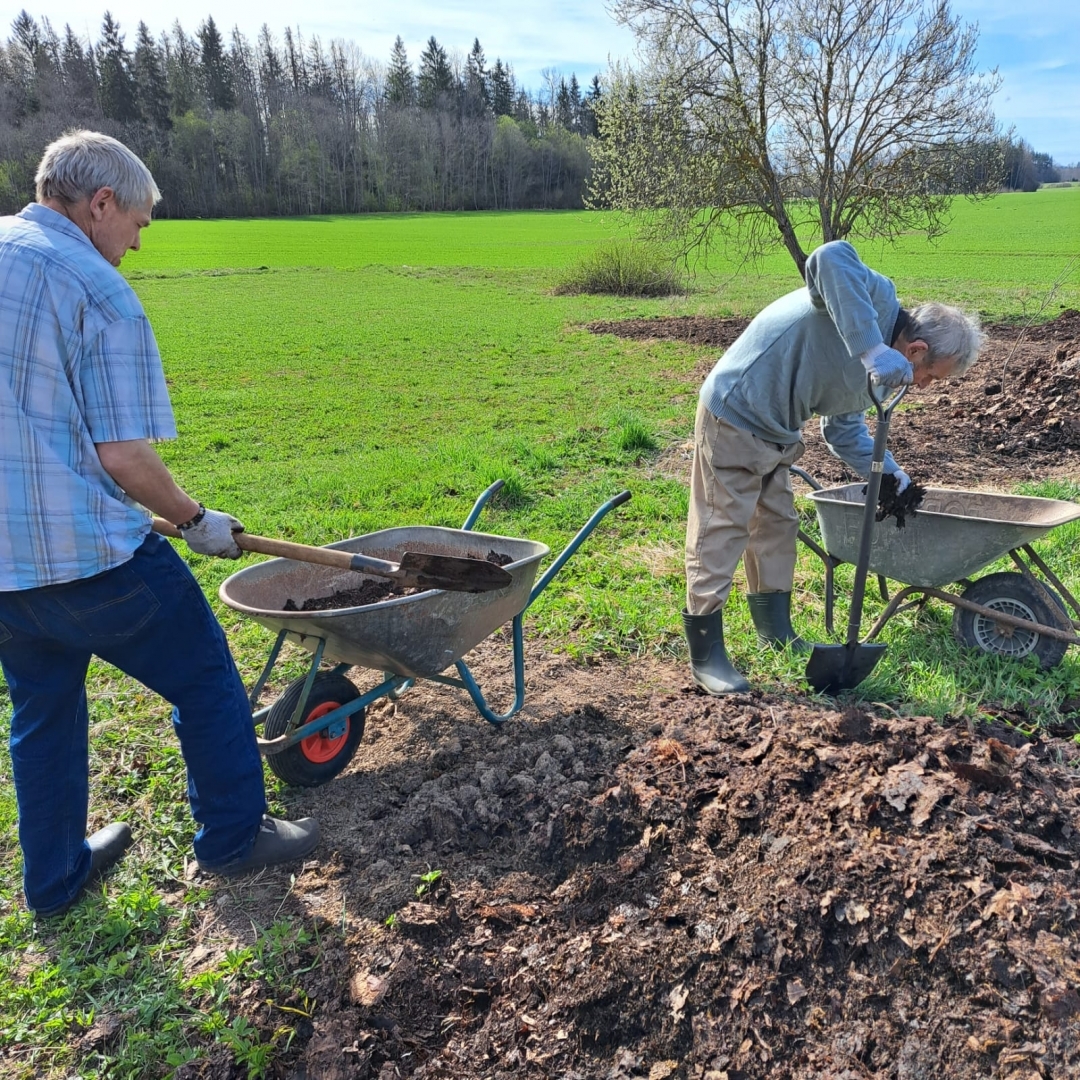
[740,732,773,763]
[946,758,1013,791]
[669,983,689,1023]
[882,762,925,811]
[649,1061,679,1080]
[350,972,388,1007]
[786,978,808,1005]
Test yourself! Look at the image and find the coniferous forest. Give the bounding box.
[0,11,599,217]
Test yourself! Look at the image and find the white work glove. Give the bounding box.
[179,506,245,559]
[891,468,912,494]
[860,342,914,388]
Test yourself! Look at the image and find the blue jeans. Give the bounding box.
[0,534,267,914]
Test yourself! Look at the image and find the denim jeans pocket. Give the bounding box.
[53,562,161,641]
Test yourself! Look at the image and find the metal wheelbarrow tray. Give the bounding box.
[795,474,1080,674]
[221,525,548,679]
[219,482,631,788]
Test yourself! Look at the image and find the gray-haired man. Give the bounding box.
[0,131,319,917]
[684,240,984,694]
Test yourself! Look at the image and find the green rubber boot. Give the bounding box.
[746,592,809,653]
[682,610,750,695]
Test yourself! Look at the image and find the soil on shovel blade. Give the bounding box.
[283,551,514,611]
[873,471,928,528]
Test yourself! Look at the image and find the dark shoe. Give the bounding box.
[747,592,809,652]
[200,816,320,877]
[36,821,134,918]
[682,609,750,695]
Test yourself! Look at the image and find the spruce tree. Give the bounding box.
[134,21,171,128]
[385,36,414,104]
[417,36,452,108]
[197,16,234,109]
[98,12,139,122]
[490,58,513,117]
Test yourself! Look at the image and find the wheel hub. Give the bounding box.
[975,597,1038,658]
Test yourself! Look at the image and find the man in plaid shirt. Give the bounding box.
[0,132,319,917]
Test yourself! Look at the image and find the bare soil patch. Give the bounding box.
[595,309,1080,490]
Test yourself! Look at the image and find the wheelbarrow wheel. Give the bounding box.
[263,672,365,787]
[952,572,1070,670]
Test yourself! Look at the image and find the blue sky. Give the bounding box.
[8,1,1079,164]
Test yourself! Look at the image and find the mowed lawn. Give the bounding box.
[0,190,1078,1078]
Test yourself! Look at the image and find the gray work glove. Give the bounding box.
[891,468,912,494]
[180,507,245,559]
[865,346,914,388]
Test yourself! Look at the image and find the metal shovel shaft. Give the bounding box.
[806,379,907,693]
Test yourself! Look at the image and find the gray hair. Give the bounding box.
[35,130,161,211]
[908,302,985,376]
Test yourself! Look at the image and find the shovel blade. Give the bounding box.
[396,551,513,593]
[805,643,887,694]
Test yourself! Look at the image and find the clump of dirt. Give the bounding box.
[284,580,420,610]
[592,308,1080,489]
[480,550,514,567]
[872,471,928,528]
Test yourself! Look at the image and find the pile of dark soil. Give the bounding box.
[589,315,750,352]
[283,581,419,611]
[592,308,1080,489]
[176,644,1080,1080]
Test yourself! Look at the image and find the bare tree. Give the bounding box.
[592,0,1003,274]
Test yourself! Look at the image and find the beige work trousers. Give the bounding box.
[685,401,804,616]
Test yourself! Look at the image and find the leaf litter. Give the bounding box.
[170,641,1080,1080]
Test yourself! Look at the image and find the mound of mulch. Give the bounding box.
[265,686,1080,1080]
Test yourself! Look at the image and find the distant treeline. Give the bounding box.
[0,11,1063,221]
[0,11,599,217]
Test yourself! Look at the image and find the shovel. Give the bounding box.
[151,518,514,593]
[805,376,909,694]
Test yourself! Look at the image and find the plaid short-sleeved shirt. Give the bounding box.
[0,203,178,589]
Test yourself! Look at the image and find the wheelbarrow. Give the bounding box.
[793,466,1080,675]
[218,482,631,787]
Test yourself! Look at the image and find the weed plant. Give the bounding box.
[554,238,685,296]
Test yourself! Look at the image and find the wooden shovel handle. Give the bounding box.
[151,517,359,571]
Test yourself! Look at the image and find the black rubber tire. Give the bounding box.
[263,672,365,787]
[951,572,1070,671]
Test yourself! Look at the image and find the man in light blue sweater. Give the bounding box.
[684,240,984,694]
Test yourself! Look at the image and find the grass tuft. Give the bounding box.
[554,239,685,297]
[610,409,659,453]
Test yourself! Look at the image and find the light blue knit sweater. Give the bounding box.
[699,240,902,478]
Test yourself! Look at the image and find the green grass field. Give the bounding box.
[2,188,1079,1077]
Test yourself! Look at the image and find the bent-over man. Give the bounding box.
[0,131,318,917]
[684,240,984,694]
